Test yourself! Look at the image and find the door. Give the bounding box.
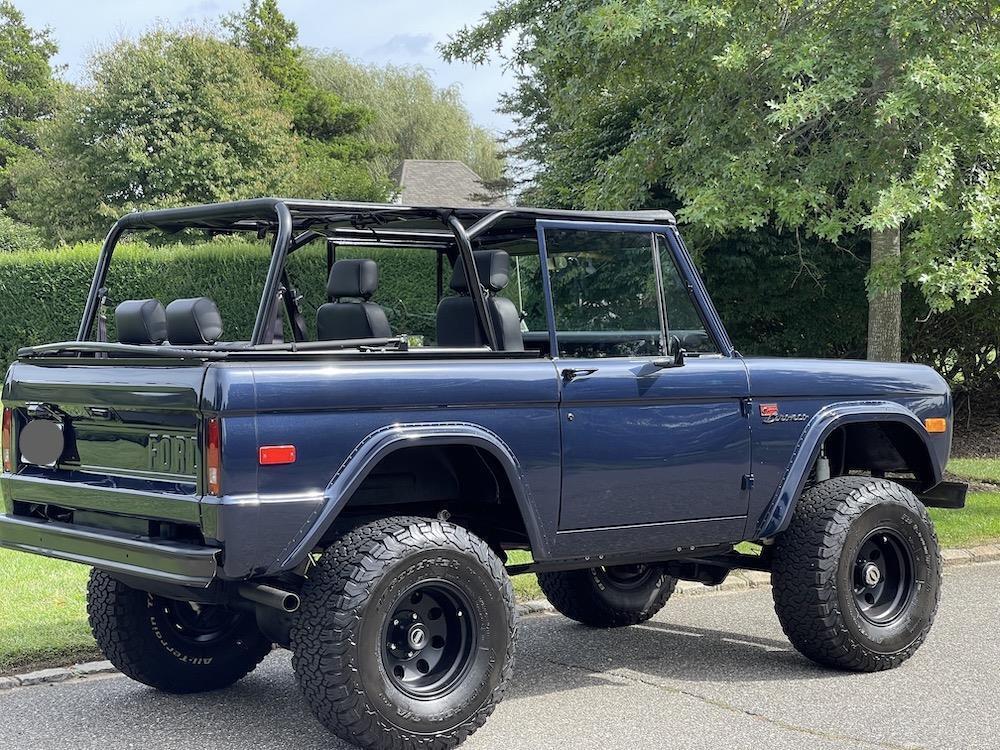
[537,222,752,532]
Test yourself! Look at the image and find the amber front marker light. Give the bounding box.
[924,418,948,434]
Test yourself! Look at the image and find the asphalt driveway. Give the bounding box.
[1,563,996,750]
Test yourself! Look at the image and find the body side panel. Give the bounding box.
[203,359,562,578]
[744,357,951,539]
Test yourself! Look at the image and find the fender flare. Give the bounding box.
[755,400,942,538]
[272,421,548,572]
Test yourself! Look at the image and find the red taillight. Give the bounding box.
[205,417,221,496]
[2,407,12,472]
[259,445,296,465]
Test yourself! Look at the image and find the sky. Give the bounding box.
[19,0,514,134]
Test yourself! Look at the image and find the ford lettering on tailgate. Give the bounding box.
[148,434,198,477]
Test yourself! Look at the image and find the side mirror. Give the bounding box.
[652,336,685,369]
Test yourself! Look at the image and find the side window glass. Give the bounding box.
[656,235,719,355]
[544,229,663,358]
[494,250,544,332]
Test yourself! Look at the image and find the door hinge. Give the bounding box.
[742,473,755,491]
[740,397,753,418]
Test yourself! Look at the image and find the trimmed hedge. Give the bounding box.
[0,240,437,365]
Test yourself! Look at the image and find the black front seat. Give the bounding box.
[317,259,392,341]
[436,250,523,351]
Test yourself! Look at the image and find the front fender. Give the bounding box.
[755,401,942,539]
[268,421,546,573]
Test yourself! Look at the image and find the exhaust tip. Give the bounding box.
[238,583,301,613]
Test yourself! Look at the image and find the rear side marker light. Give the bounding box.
[259,445,296,465]
[205,417,222,496]
[924,418,948,434]
[2,407,12,472]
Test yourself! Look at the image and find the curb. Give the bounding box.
[0,660,116,691]
[3,549,998,692]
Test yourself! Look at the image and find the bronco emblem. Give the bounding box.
[759,403,809,424]
[147,434,197,475]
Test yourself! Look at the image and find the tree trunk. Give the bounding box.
[867,225,901,361]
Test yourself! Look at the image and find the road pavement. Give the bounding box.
[1,563,997,750]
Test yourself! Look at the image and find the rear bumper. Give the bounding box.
[0,514,220,587]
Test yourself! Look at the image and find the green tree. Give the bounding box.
[11,30,296,242]
[445,0,1000,361]
[223,0,388,200]
[307,52,506,185]
[0,1,58,206]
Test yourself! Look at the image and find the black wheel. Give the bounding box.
[291,517,516,750]
[86,570,272,693]
[771,476,942,672]
[537,563,677,628]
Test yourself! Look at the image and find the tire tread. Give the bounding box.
[771,476,942,672]
[291,516,516,750]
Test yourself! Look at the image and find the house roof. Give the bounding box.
[391,160,509,208]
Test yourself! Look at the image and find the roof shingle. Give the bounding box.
[391,160,509,208]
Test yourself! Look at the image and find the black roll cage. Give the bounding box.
[35,198,683,360]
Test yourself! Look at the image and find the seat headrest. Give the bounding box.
[328,259,378,300]
[165,297,223,345]
[450,250,510,294]
[115,299,167,345]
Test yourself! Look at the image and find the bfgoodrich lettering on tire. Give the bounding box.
[771,476,942,672]
[291,517,517,750]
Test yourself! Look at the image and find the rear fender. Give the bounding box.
[270,422,545,572]
[755,401,942,538]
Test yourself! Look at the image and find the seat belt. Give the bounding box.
[280,271,309,342]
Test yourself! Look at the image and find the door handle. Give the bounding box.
[561,367,599,382]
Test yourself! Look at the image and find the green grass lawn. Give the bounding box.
[949,457,1000,485]
[0,550,99,674]
[507,549,542,601]
[929,492,1000,548]
[1,459,996,675]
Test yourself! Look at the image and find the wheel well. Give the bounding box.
[822,421,936,487]
[328,444,532,556]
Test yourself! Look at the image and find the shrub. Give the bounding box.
[0,213,42,253]
[0,239,436,365]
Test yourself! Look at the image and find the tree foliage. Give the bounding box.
[223,0,389,200]
[10,30,297,242]
[444,1,1000,313]
[0,1,58,206]
[306,52,506,183]
[0,209,39,252]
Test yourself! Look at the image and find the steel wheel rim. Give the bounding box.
[159,599,242,645]
[852,528,916,625]
[382,580,477,700]
[599,564,656,591]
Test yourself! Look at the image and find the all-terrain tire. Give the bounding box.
[538,563,677,628]
[771,476,942,672]
[86,570,272,693]
[291,517,517,750]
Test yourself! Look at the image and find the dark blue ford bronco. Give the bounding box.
[0,199,966,749]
